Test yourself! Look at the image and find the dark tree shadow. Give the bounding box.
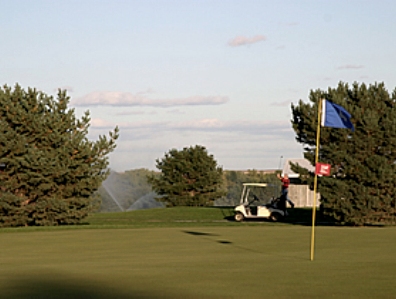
[183,230,233,245]
[183,230,219,236]
[3,273,175,299]
[219,206,338,226]
[181,230,305,260]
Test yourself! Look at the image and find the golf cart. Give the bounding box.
[234,183,286,222]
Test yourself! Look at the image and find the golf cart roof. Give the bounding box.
[242,183,267,187]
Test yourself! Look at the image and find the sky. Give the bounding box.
[1,0,396,172]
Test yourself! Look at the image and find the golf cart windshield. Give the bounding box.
[240,183,272,206]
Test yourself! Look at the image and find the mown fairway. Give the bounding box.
[1,208,395,298]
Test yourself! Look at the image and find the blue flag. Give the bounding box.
[321,99,354,131]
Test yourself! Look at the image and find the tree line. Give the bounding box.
[1,82,396,226]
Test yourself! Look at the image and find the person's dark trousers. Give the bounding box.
[282,189,294,208]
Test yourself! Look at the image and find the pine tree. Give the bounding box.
[291,82,396,225]
[147,145,225,207]
[0,85,119,226]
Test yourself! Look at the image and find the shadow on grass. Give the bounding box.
[183,230,234,246]
[182,230,306,260]
[213,206,337,226]
[3,273,175,299]
[282,208,338,226]
[184,230,233,245]
[183,230,219,236]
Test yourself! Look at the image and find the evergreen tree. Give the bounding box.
[0,85,118,226]
[147,145,225,207]
[291,82,396,225]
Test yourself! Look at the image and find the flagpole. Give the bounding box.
[310,99,322,261]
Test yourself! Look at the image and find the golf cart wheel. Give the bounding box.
[234,212,244,222]
[270,212,281,222]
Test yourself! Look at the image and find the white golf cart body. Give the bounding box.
[234,183,286,222]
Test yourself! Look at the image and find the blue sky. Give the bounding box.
[1,0,395,171]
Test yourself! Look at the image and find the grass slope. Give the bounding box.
[0,208,395,298]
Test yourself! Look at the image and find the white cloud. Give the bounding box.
[115,110,147,116]
[90,118,115,128]
[90,118,292,138]
[166,109,185,115]
[228,35,266,47]
[88,117,301,171]
[72,91,229,107]
[337,64,364,70]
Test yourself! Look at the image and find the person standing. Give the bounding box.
[277,173,295,208]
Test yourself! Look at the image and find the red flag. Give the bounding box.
[315,163,331,176]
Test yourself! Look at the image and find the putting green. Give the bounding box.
[1,226,395,298]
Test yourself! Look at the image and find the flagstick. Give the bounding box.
[310,99,322,261]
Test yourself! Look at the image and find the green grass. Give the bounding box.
[86,206,238,228]
[87,206,317,228]
[1,208,395,298]
[0,207,321,232]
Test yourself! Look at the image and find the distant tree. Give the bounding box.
[147,145,225,207]
[291,82,396,225]
[0,84,118,227]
